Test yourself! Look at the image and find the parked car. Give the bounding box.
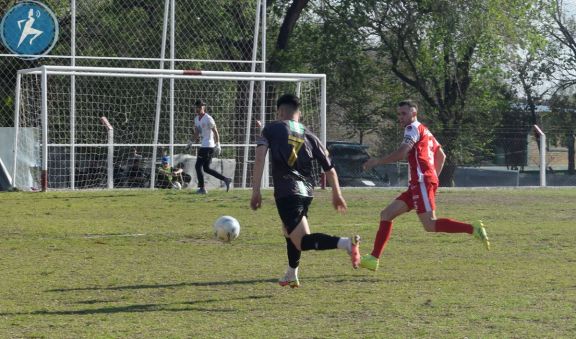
[326,141,390,187]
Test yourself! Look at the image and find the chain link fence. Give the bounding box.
[325,119,576,187]
[1,0,262,128]
[2,0,575,189]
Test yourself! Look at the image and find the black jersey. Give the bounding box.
[256,120,333,198]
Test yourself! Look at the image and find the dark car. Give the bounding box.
[326,142,390,187]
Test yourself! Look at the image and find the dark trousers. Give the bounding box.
[195,147,227,188]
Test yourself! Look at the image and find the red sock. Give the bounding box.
[371,220,393,258]
[435,218,473,234]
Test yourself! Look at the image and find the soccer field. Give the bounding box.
[1,188,575,338]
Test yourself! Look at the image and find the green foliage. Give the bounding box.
[267,1,410,143]
[267,0,534,157]
[1,189,575,337]
[546,0,576,92]
[547,91,576,130]
[546,91,576,170]
[286,0,544,177]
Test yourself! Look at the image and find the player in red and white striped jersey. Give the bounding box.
[359,100,490,271]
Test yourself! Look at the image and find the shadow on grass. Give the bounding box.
[46,274,378,292]
[47,278,279,292]
[7,193,141,201]
[0,295,272,316]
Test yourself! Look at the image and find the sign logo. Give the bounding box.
[1,1,59,58]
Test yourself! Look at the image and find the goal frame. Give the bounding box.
[12,65,327,191]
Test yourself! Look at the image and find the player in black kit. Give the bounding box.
[250,94,361,288]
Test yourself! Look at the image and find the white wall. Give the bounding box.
[0,127,40,190]
[173,154,235,190]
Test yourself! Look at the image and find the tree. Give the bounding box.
[267,1,409,144]
[509,49,556,129]
[544,0,576,172]
[500,1,559,159]
[547,91,576,174]
[548,0,576,90]
[267,0,311,73]
[318,0,539,185]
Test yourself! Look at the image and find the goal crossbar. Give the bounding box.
[23,72,309,83]
[18,66,326,81]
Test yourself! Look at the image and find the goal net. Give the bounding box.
[12,66,326,191]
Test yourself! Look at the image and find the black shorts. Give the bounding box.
[275,196,313,234]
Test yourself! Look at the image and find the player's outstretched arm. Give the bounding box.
[250,145,268,210]
[363,144,411,170]
[324,168,347,213]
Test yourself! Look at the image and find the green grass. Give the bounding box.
[1,188,575,338]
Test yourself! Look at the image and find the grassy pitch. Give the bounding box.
[1,188,575,338]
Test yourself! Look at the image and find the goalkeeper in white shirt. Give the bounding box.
[191,99,232,194]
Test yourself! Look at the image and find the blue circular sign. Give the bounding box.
[1,1,59,58]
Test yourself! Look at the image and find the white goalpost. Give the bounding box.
[533,124,547,187]
[12,66,326,191]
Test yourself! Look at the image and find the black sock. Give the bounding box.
[301,233,340,251]
[285,237,301,268]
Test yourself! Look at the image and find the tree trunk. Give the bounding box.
[268,0,310,72]
[568,131,575,175]
[437,128,460,187]
[439,162,457,187]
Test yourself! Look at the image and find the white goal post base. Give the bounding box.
[12,66,326,191]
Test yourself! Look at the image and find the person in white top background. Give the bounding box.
[192,99,231,194]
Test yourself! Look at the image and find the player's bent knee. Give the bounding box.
[422,221,435,232]
[380,209,391,220]
[290,236,303,251]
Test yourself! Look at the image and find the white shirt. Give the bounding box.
[194,113,217,148]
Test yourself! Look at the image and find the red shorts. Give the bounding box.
[396,181,438,213]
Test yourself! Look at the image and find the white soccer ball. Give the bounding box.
[172,182,182,190]
[213,216,240,242]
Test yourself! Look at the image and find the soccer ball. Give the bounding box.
[172,182,182,190]
[213,216,240,242]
